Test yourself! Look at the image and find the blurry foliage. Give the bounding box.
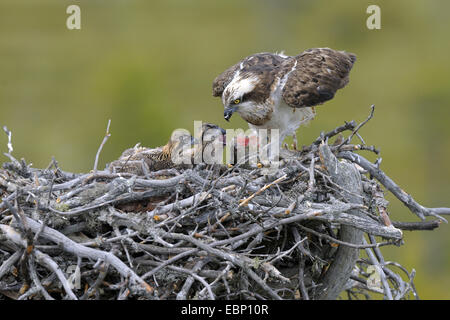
[0,0,449,298]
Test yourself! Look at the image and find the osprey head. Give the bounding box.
[201,122,226,145]
[163,130,197,158]
[222,72,262,121]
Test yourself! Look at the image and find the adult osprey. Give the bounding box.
[212,48,356,147]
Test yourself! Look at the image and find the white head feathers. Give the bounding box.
[222,72,259,105]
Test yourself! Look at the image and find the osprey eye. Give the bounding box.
[233,99,240,104]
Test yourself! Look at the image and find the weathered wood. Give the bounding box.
[338,151,449,222]
[316,144,365,300]
[1,114,445,300]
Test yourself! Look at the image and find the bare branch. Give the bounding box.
[93,119,112,173]
[0,113,446,300]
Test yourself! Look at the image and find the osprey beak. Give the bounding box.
[224,106,237,122]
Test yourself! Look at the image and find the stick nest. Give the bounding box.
[0,109,446,300]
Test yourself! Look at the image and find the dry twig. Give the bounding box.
[0,110,447,300]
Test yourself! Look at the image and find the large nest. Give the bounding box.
[0,108,447,300]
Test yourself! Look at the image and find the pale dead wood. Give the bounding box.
[0,109,448,300]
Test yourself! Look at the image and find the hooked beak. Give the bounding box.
[224,106,237,122]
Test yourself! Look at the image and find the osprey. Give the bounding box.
[108,123,226,175]
[108,134,195,175]
[213,48,356,147]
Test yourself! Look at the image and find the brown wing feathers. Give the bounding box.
[214,48,355,109]
[282,48,356,108]
[212,63,240,97]
[212,53,288,97]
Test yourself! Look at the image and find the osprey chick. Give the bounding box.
[213,48,356,146]
[108,123,226,175]
[108,133,194,175]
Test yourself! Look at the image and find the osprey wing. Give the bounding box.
[282,48,356,108]
[212,53,289,97]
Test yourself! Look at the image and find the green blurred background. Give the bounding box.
[0,0,449,299]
